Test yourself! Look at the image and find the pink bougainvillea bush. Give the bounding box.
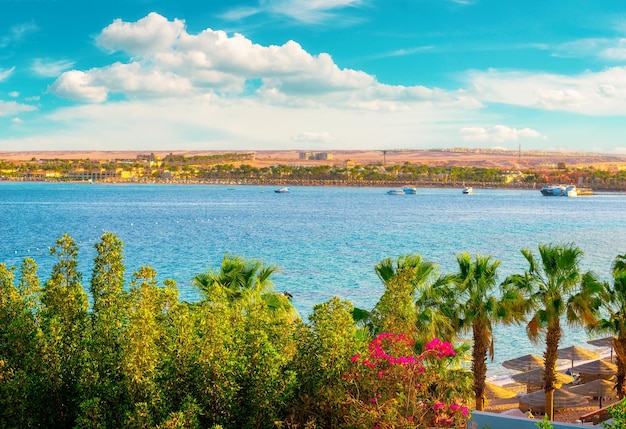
[343,333,472,428]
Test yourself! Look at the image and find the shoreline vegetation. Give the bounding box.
[2,148,626,191]
[2,234,625,427]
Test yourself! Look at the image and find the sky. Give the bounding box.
[2,0,626,153]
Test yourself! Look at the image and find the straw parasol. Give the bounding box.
[519,388,589,413]
[485,382,519,400]
[557,346,600,368]
[588,337,615,363]
[502,354,545,372]
[511,368,574,386]
[571,359,617,377]
[568,378,616,408]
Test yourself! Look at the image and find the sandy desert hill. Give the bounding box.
[2,149,626,170]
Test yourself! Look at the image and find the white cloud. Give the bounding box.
[50,12,472,113]
[0,22,38,48]
[460,125,543,143]
[291,131,332,143]
[8,91,19,97]
[12,117,22,123]
[49,70,108,103]
[0,67,15,82]
[32,59,75,78]
[268,0,363,24]
[97,13,186,56]
[465,67,626,115]
[0,100,36,116]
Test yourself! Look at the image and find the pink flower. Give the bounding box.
[351,354,361,362]
[433,402,445,410]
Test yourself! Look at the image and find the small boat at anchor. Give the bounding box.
[540,185,577,197]
[402,186,418,194]
[387,189,405,195]
[274,187,289,193]
[462,186,473,194]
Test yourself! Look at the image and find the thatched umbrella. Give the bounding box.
[485,382,519,400]
[502,354,545,372]
[571,359,617,377]
[557,346,600,368]
[588,337,615,363]
[511,368,574,386]
[568,378,616,408]
[519,388,589,413]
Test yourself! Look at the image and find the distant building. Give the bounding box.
[299,152,333,161]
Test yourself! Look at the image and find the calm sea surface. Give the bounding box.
[2,182,625,375]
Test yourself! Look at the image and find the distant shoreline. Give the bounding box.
[3,177,615,194]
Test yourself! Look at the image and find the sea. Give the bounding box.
[1,182,625,376]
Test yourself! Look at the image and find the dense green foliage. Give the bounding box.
[0,234,621,427]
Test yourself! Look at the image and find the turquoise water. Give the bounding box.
[2,182,625,375]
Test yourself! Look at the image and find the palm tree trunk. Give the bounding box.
[614,337,626,399]
[472,324,489,411]
[543,321,561,420]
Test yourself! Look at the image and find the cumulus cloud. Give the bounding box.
[49,12,470,112]
[32,59,75,78]
[8,91,19,97]
[460,125,543,143]
[49,70,108,103]
[0,100,36,116]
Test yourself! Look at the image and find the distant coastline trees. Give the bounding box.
[4,153,626,190]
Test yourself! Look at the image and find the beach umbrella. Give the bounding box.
[502,354,545,372]
[588,337,615,363]
[485,382,519,400]
[571,359,617,377]
[519,388,589,412]
[568,378,616,408]
[511,368,574,386]
[557,346,600,368]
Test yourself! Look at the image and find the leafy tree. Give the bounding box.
[290,297,364,428]
[80,232,130,427]
[39,234,90,428]
[121,267,178,425]
[504,243,603,420]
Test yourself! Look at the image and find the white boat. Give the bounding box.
[402,186,417,194]
[540,185,577,197]
[462,186,473,194]
[387,189,405,195]
[274,187,289,193]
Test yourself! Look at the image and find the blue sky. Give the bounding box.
[2,0,626,153]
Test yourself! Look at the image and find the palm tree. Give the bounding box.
[594,254,626,399]
[504,243,603,420]
[449,253,527,411]
[193,254,297,320]
[352,254,455,343]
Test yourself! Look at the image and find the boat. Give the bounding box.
[386,189,405,195]
[462,186,473,194]
[540,185,577,197]
[402,186,418,194]
[274,187,289,193]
